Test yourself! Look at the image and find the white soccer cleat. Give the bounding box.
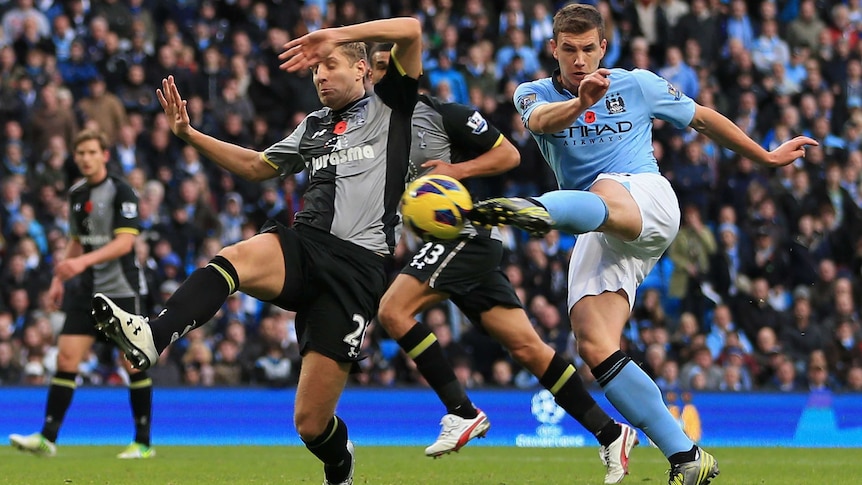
[600,423,639,484]
[9,433,57,457]
[323,439,354,485]
[92,293,159,370]
[424,409,491,457]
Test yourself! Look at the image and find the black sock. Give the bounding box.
[129,372,152,446]
[304,416,352,483]
[41,371,77,442]
[591,350,631,388]
[538,353,618,445]
[669,445,698,465]
[397,322,476,418]
[152,256,239,352]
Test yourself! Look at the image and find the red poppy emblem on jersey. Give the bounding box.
[84,200,93,213]
[584,111,596,123]
[333,121,347,135]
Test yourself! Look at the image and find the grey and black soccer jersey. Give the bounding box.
[262,54,418,255]
[409,94,504,240]
[68,175,141,298]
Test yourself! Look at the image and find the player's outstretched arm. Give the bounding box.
[156,75,276,181]
[689,104,818,167]
[279,17,422,80]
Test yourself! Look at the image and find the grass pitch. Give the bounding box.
[0,445,858,485]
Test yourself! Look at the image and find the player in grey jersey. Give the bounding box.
[370,47,638,483]
[10,129,154,459]
[91,18,422,485]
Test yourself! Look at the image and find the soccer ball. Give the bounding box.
[401,174,473,241]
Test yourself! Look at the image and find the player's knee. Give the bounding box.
[376,297,403,329]
[55,349,81,372]
[294,412,328,442]
[216,244,242,265]
[577,338,616,368]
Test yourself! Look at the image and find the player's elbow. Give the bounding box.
[400,17,422,40]
[688,104,714,134]
[503,140,521,169]
[244,155,279,182]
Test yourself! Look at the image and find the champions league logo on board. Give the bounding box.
[516,390,586,447]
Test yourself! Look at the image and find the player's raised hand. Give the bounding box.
[279,29,340,72]
[578,68,612,108]
[156,75,192,138]
[765,136,819,167]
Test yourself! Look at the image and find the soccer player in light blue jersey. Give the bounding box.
[470,4,817,485]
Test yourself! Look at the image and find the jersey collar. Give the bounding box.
[552,69,576,97]
[332,94,370,118]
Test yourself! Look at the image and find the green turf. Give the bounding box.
[0,445,859,485]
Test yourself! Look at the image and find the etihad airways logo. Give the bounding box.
[551,121,633,145]
[311,145,375,172]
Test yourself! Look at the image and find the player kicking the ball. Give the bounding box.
[469,4,817,484]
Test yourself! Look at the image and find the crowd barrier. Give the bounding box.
[2,387,860,447]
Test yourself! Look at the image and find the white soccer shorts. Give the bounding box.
[567,172,680,311]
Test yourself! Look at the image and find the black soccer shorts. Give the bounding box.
[400,235,522,326]
[261,220,387,363]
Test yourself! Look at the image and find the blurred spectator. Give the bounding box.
[846,366,862,391]
[77,76,127,144]
[806,349,837,391]
[212,338,248,385]
[706,304,753,360]
[668,205,716,317]
[680,346,723,390]
[768,355,803,391]
[2,0,51,46]
[118,63,159,117]
[29,83,78,151]
[670,312,701,363]
[752,19,790,75]
[825,318,862,381]
[710,221,753,301]
[0,340,21,384]
[427,50,469,105]
[495,27,539,80]
[490,358,514,387]
[658,46,699,100]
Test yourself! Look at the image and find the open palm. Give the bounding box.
[156,75,192,138]
[278,29,340,72]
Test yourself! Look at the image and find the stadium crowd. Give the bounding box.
[1,0,862,395]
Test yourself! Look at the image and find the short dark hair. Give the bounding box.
[553,3,605,41]
[72,129,109,151]
[369,42,394,57]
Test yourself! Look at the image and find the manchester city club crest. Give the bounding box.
[605,92,626,114]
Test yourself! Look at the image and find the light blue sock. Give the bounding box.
[534,190,608,234]
[601,361,693,457]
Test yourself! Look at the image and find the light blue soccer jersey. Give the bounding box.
[514,68,696,191]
